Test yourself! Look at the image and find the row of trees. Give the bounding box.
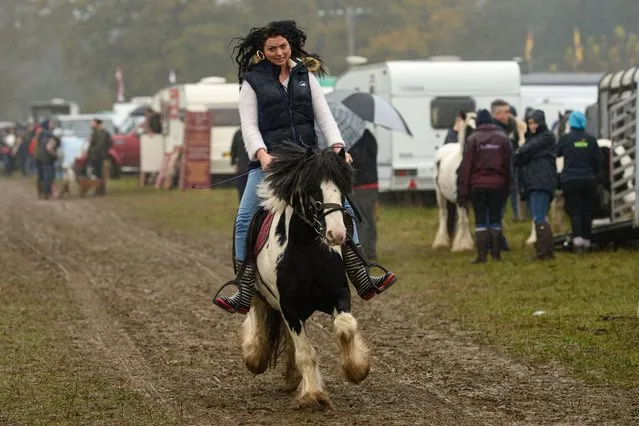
[1,0,638,119]
[562,26,639,72]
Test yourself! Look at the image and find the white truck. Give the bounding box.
[334,60,521,194]
[520,72,602,126]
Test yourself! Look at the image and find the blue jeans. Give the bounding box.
[528,191,551,224]
[234,168,359,261]
[36,161,55,197]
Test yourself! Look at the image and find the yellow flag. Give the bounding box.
[524,31,534,61]
[574,27,584,64]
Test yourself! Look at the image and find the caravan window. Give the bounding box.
[430,97,476,129]
[211,108,241,126]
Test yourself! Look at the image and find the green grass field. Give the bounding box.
[109,178,639,389]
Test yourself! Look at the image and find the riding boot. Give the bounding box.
[542,223,555,259]
[534,222,554,260]
[342,242,396,301]
[490,229,502,261]
[471,230,489,264]
[212,259,256,314]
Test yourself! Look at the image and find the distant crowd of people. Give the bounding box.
[456,99,602,263]
[0,117,114,199]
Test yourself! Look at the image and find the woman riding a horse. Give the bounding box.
[213,20,397,315]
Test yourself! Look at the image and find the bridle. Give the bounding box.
[289,194,352,238]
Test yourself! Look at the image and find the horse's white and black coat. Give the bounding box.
[241,142,370,409]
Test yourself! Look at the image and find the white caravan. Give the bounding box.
[520,73,602,126]
[152,77,240,178]
[335,60,521,192]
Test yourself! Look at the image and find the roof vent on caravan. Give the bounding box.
[199,76,228,84]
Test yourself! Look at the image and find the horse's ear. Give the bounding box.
[337,147,346,159]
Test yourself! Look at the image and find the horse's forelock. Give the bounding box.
[263,142,354,207]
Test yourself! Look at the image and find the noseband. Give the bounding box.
[290,194,351,238]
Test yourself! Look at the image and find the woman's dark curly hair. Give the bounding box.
[231,20,327,83]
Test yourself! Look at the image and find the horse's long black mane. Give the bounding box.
[263,142,354,203]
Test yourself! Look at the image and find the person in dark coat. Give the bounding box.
[34,118,60,199]
[349,129,379,260]
[489,99,518,249]
[230,129,249,201]
[458,109,512,263]
[145,108,163,134]
[515,109,557,260]
[444,110,467,144]
[556,111,603,253]
[87,118,113,195]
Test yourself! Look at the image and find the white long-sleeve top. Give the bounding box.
[238,71,344,161]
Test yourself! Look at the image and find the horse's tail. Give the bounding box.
[265,306,286,368]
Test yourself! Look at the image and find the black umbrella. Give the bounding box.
[326,90,412,136]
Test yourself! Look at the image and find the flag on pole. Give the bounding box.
[574,27,584,64]
[524,30,534,61]
[169,69,177,85]
[115,65,125,102]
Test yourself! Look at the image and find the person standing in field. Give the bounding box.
[457,109,513,264]
[556,110,602,253]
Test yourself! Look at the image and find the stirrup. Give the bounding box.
[212,279,247,314]
[365,262,395,293]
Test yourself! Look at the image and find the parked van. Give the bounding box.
[335,60,521,193]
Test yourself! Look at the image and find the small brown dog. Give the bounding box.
[58,167,105,197]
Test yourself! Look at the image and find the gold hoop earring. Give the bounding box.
[256,50,265,60]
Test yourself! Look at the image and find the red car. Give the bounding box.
[110,122,144,172]
[59,115,124,178]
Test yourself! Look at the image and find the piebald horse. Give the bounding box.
[432,112,527,251]
[239,142,370,410]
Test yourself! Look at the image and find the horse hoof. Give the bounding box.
[343,362,370,384]
[295,391,332,411]
[278,378,301,394]
[244,358,268,375]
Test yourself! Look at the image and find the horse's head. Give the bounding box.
[457,111,477,149]
[554,110,572,139]
[258,142,355,247]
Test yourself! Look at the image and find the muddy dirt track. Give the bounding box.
[1,178,637,425]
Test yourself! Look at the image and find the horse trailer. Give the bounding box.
[554,66,639,249]
[334,60,521,195]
